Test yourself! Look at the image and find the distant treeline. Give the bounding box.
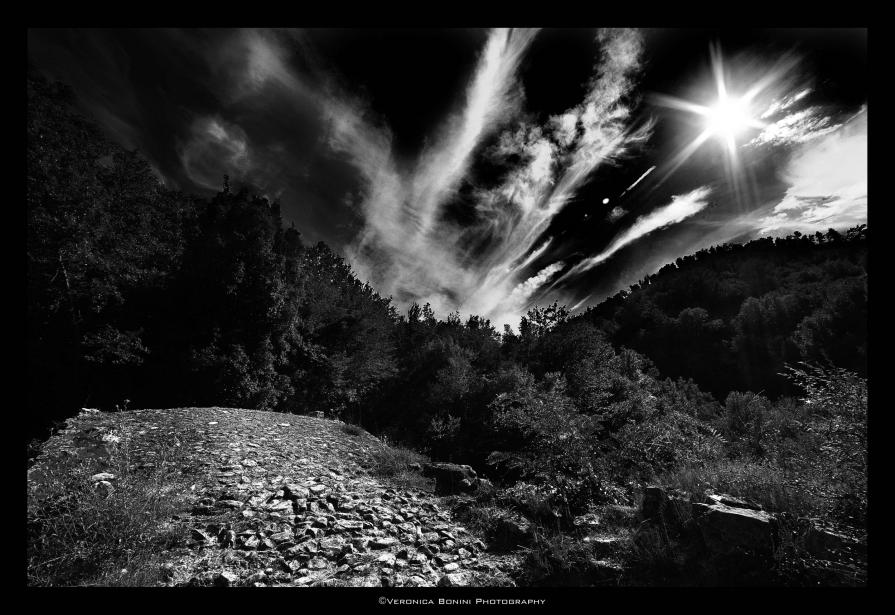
[581,226,867,399]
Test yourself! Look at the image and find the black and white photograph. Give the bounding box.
[26,27,867,591]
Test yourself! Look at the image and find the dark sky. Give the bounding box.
[27,28,867,327]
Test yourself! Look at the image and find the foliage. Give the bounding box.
[27,74,194,433]
[583,228,867,398]
[780,363,867,522]
[26,72,397,439]
[487,371,609,513]
[661,364,867,525]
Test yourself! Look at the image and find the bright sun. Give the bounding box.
[652,44,779,163]
[648,44,799,208]
[705,94,751,140]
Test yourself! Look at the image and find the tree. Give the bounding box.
[27,73,191,436]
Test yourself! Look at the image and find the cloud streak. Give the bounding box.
[197,28,652,329]
[326,28,651,328]
[757,107,866,234]
[455,28,653,323]
[558,186,713,282]
[620,165,656,195]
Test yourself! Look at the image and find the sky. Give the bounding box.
[27,28,867,329]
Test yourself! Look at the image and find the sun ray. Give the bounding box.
[648,44,794,204]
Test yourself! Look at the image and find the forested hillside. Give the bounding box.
[28,72,867,584]
[581,228,867,398]
[27,74,397,442]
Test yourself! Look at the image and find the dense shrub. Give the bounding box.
[660,364,866,525]
[487,372,605,513]
[612,409,726,480]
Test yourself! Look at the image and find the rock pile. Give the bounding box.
[28,407,516,587]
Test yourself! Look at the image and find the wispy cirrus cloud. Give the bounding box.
[340,28,540,317]
[203,28,651,329]
[759,87,811,119]
[331,28,651,328]
[748,87,847,147]
[486,261,567,330]
[455,28,653,322]
[757,107,866,234]
[749,106,842,147]
[557,186,713,283]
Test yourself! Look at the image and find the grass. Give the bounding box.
[369,443,433,492]
[27,424,192,586]
[661,459,827,518]
[340,422,365,437]
[517,531,622,586]
[453,503,506,536]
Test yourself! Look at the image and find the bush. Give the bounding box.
[720,391,773,457]
[612,409,726,481]
[27,429,190,586]
[782,363,866,524]
[452,502,517,544]
[487,372,606,514]
[624,521,686,584]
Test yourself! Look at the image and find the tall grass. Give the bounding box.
[663,457,848,519]
[369,444,432,492]
[27,427,191,586]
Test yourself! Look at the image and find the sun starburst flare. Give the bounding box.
[651,44,797,172]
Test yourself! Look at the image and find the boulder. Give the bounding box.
[641,486,667,521]
[422,463,478,495]
[707,492,763,511]
[216,571,239,587]
[492,514,533,550]
[437,573,467,587]
[803,525,864,560]
[692,502,778,558]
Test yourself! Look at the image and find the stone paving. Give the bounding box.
[29,407,518,587]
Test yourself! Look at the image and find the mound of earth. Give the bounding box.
[27,407,518,587]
